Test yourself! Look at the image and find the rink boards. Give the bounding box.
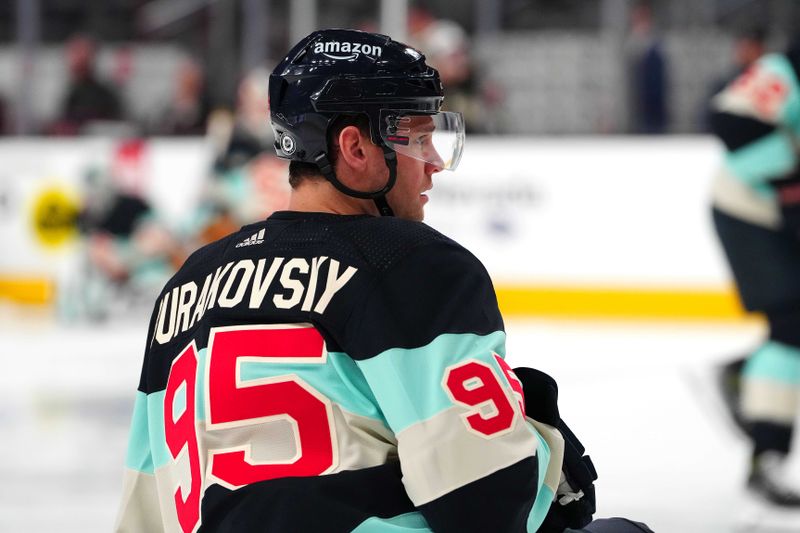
[0,136,747,320]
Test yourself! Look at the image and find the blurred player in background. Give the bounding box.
[710,38,800,507]
[62,139,181,320]
[113,29,658,533]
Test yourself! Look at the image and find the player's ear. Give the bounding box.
[337,125,371,171]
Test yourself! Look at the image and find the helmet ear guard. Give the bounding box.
[269,28,464,214]
[310,147,397,203]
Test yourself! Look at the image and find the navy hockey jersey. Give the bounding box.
[115,211,561,532]
[710,52,800,228]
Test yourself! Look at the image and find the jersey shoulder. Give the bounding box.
[341,218,502,359]
[335,215,473,274]
[713,53,800,125]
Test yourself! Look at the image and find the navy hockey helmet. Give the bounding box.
[269,29,464,214]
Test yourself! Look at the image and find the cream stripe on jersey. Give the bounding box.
[741,378,800,424]
[396,405,538,505]
[527,418,564,495]
[153,466,191,532]
[201,403,397,488]
[329,405,399,471]
[114,470,164,533]
[711,168,780,229]
[121,405,399,532]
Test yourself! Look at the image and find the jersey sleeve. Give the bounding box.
[346,239,556,532]
[710,54,800,186]
[114,303,166,533]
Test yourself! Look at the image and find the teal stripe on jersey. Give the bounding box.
[743,340,800,386]
[527,429,553,531]
[239,351,387,424]
[196,347,208,421]
[146,390,171,469]
[138,348,206,470]
[355,331,507,433]
[725,131,795,190]
[351,512,431,532]
[139,346,389,472]
[529,484,555,531]
[124,391,155,473]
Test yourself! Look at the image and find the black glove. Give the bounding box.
[513,367,560,426]
[513,367,598,532]
[542,419,597,531]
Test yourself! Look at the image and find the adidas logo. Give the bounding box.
[235,228,265,248]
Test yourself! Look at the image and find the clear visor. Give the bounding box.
[379,110,465,171]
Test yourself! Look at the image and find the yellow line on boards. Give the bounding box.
[494,285,753,321]
[0,277,55,305]
[0,274,755,322]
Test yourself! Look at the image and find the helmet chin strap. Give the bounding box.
[373,147,396,217]
[313,147,396,217]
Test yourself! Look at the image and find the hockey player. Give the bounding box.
[115,29,648,532]
[710,40,800,506]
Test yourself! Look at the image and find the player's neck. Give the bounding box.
[288,180,378,217]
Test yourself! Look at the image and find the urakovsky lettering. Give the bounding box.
[152,256,357,346]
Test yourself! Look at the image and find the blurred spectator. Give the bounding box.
[209,66,275,172]
[408,7,503,133]
[150,57,211,136]
[191,67,289,244]
[701,27,767,131]
[49,35,125,135]
[624,0,669,134]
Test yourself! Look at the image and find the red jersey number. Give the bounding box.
[164,342,202,533]
[493,353,526,417]
[162,324,336,533]
[206,325,337,487]
[730,64,789,120]
[443,359,519,438]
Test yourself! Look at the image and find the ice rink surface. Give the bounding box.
[2,307,800,532]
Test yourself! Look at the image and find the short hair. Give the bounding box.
[288,113,371,188]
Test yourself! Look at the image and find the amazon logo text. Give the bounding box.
[313,41,383,60]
